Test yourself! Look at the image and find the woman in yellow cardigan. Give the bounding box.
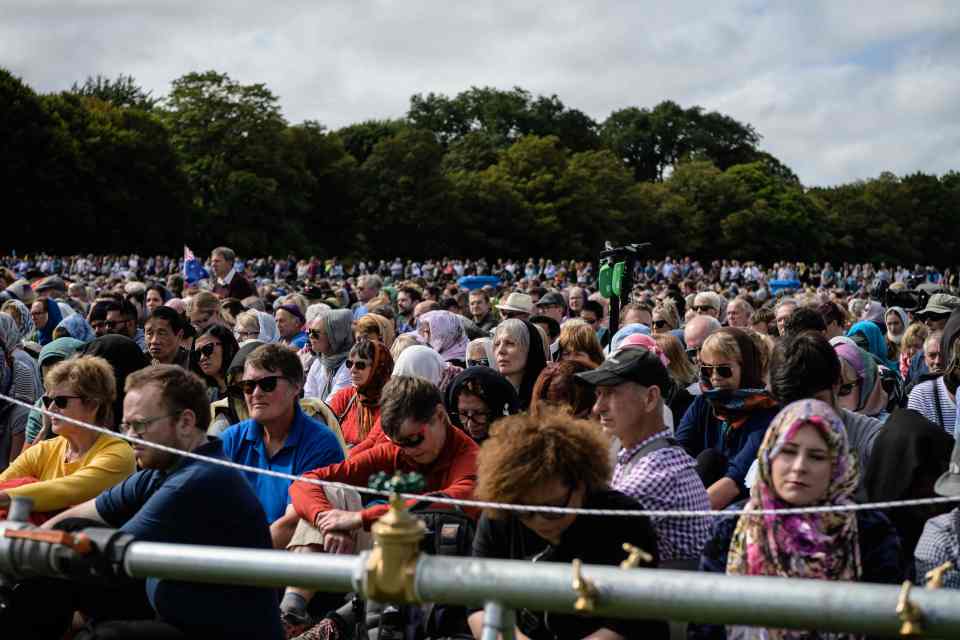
[0,355,135,515]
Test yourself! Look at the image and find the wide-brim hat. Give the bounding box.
[497,292,534,315]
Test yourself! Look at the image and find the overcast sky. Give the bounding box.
[3,1,958,186]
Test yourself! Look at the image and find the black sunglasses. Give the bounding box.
[686,347,701,364]
[652,320,668,329]
[389,425,427,448]
[466,358,489,368]
[699,365,734,383]
[345,359,369,371]
[42,394,84,409]
[308,329,325,340]
[239,375,284,395]
[196,343,220,358]
[692,305,715,313]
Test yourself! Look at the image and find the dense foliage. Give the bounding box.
[3,68,958,265]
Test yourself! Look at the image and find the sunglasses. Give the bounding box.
[838,381,857,397]
[120,411,183,435]
[345,359,369,371]
[42,394,84,409]
[699,365,734,382]
[466,358,489,368]
[196,343,220,358]
[692,305,715,313]
[451,409,491,424]
[518,485,574,522]
[652,320,668,329]
[308,329,325,340]
[238,375,284,395]
[686,347,701,364]
[389,426,427,449]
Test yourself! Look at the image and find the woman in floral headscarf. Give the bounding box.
[327,338,393,449]
[692,399,902,640]
[417,310,469,367]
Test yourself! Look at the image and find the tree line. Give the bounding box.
[3,68,958,266]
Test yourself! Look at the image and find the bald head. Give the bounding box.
[684,315,721,351]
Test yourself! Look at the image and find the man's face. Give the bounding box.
[469,294,490,318]
[925,338,944,373]
[105,310,133,338]
[210,253,229,278]
[90,316,108,337]
[580,310,600,331]
[275,309,302,340]
[122,384,180,470]
[538,304,564,323]
[397,292,414,313]
[925,315,949,332]
[358,283,377,303]
[775,304,797,335]
[145,318,182,364]
[389,405,447,466]
[30,301,48,329]
[726,304,749,328]
[692,300,718,319]
[593,382,645,439]
[242,363,300,425]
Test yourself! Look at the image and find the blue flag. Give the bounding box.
[183,246,209,284]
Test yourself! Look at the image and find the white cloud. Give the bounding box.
[2,0,958,185]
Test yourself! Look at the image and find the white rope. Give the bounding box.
[7,391,960,518]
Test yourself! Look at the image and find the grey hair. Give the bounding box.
[493,319,530,353]
[212,246,236,263]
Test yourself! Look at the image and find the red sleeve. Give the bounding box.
[327,387,352,416]
[349,419,388,457]
[289,444,399,526]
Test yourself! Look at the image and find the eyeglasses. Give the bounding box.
[389,425,428,449]
[103,320,129,330]
[692,305,715,313]
[518,485,574,522]
[235,329,258,340]
[345,359,369,371]
[686,347,701,364]
[308,329,326,340]
[120,412,182,435]
[238,375,284,395]
[466,358,489,368]
[652,320,668,329]
[42,394,84,409]
[699,364,734,383]
[451,410,491,425]
[196,342,220,359]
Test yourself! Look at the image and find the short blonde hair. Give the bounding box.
[235,310,261,334]
[45,356,117,426]
[654,333,696,386]
[557,321,603,366]
[186,291,219,315]
[902,322,929,351]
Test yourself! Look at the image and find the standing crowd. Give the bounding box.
[0,247,958,640]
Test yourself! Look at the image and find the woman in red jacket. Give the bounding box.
[326,339,393,448]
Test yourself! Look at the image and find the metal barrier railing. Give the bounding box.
[2,495,959,637]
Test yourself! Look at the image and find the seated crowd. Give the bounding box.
[0,248,958,640]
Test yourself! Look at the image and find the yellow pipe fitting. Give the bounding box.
[363,494,426,603]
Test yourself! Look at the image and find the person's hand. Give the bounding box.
[323,531,355,555]
[315,509,362,534]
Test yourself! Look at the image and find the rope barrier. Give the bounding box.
[5,391,960,518]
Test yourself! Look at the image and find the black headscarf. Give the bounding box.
[81,335,150,427]
[941,309,960,395]
[517,319,548,410]
[445,365,520,441]
[865,408,954,563]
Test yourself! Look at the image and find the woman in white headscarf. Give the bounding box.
[393,344,460,392]
[884,306,908,362]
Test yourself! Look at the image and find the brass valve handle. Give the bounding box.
[572,558,598,613]
[620,543,653,569]
[4,528,93,555]
[896,581,924,637]
[924,561,954,589]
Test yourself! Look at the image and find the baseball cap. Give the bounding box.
[536,292,565,308]
[575,348,672,394]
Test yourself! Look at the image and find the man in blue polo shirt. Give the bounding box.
[220,343,344,547]
[31,365,284,640]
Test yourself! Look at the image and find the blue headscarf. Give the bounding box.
[847,320,896,370]
[4,300,34,344]
[36,298,64,346]
[55,314,96,343]
[610,323,652,352]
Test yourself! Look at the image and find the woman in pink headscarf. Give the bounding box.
[417,310,469,367]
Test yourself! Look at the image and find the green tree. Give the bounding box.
[70,74,159,110]
[336,119,408,165]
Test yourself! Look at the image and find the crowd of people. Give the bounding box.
[0,247,958,640]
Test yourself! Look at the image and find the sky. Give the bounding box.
[3,0,959,186]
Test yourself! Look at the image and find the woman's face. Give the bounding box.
[46,382,99,437]
[417,321,431,344]
[771,424,832,507]
[651,310,671,334]
[348,353,373,388]
[698,346,742,391]
[494,333,528,378]
[31,301,48,328]
[517,477,583,544]
[456,391,491,441]
[903,339,923,361]
[355,329,380,344]
[885,313,904,337]
[836,360,861,412]
[235,320,260,344]
[195,334,224,378]
[189,307,218,332]
[145,290,164,314]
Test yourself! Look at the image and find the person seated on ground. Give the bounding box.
[145,306,190,367]
[12,365,284,639]
[529,313,561,361]
[652,299,681,335]
[781,305,826,338]
[577,348,710,562]
[23,337,85,447]
[53,313,96,343]
[220,344,344,548]
[276,303,309,349]
[683,315,722,366]
[831,337,892,421]
[468,409,668,640]
[493,319,548,410]
[907,312,960,434]
[0,314,42,469]
[675,328,779,510]
[885,306,908,362]
[353,312,395,350]
[847,319,898,372]
[303,309,354,403]
[190,324,239,403]
[445,365,519,443]
[465,336,495,369]
[915,430,960,589]
[529,360,597,421]
[418,309,470,368]
[0,356,135,520]
[327,338,393,450]
[900,321,928,381]
[693,399,903,640]
[281,376,479,635]
[865,408,953,580]
[557,318,605,367]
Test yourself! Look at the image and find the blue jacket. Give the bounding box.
[675,394,777,492]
